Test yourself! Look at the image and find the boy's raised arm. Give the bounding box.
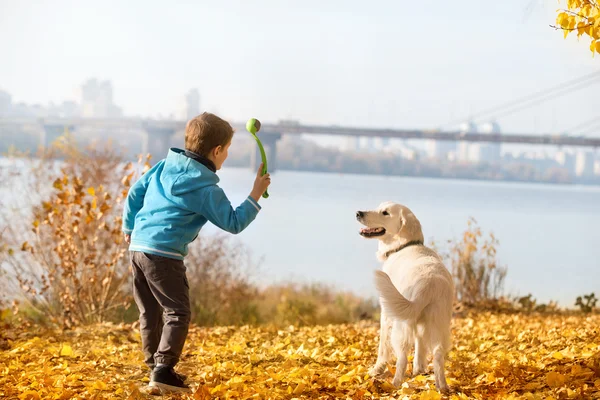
[194,186,261,235]
[122,161,164,234]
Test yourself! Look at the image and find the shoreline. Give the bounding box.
[2,155,600,188]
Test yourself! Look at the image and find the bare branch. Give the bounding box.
[559,9,590,19]
[550,23,594,31]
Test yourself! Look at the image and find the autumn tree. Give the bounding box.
[554,0,600,55]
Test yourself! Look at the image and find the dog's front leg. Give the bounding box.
[369,313,391,377]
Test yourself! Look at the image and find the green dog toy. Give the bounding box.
[246,118,269,198]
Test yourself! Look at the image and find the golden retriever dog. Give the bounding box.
[357,202,454,392]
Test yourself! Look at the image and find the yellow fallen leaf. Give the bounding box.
[546,371,566,388]
[581,350,595,358]
[227,376,245,388]
[552,351,564,360]
[210,384,223,394]
[523,381,544,390]
[231,344,244,353]
[192,385,212,400]
[292,382,305,395]
[92,380,108,390]
[60,345,73,357]
[18,391,40,400]
[420,390,442,400]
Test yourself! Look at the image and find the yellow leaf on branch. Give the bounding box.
[556,0,600,55]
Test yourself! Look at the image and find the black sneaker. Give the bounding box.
[149,366,191,393]
[149,365,188,382]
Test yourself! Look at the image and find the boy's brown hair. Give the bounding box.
[185,112,234,156]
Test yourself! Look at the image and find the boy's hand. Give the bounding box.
[250,163,271,202]
[124,233,131,244]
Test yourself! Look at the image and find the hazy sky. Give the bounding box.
[1,0,598,134]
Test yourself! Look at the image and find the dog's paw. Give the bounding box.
[412,369,428,377]
[438,385,450,394]
[392,375,405,388]
[436,380,450,394]
[368,364,386,378]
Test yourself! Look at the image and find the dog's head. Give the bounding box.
[356,202,424,259]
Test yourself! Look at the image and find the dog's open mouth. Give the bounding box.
[359,227,386,237]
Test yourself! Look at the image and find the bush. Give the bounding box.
[514,294,559,314]
[0,228,9,313]
[1,136,146,327]
[256,283,379,326]
[185,234,261,326]
[13,172,132,327]
[575,293,597,313]
[437,218,507,306]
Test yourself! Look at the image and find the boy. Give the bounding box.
[122,112,270,393]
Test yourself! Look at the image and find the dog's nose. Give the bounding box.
[356,211,364,219]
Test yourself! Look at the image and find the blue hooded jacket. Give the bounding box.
[122,148,261,260]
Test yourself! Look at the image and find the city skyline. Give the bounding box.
[1,75,598,178]
[1,0,598,136]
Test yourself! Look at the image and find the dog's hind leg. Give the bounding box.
[390,321,411,387]
[433,344,449,393]
[392,349,408,387]
[369,314,392,377]
[412,334,427,376]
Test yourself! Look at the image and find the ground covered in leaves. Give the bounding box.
[1,313,599,399]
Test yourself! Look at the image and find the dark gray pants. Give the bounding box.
[131,251,191,368]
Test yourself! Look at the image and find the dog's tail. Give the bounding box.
[374,270,428,321]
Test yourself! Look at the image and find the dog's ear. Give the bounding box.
[397,209,424,242]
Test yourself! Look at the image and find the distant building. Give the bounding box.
[181,88,200,120]
[457,121,477,162]
[11,102,37,117]
[575,151,595,177]
[47,101,80,118]
[398,146,418,160]
[373,137,390,151]
[341,136,360,153]
[0,90,11,117]
[477,121,502,163]
[80,79,122,118]
[555,150,576,176]
[381,139,419,160]
[358,136,377,153]
[426,126,458,161]
[426,139,457,161]
[0,88,82,118]
[456,120,502,164]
